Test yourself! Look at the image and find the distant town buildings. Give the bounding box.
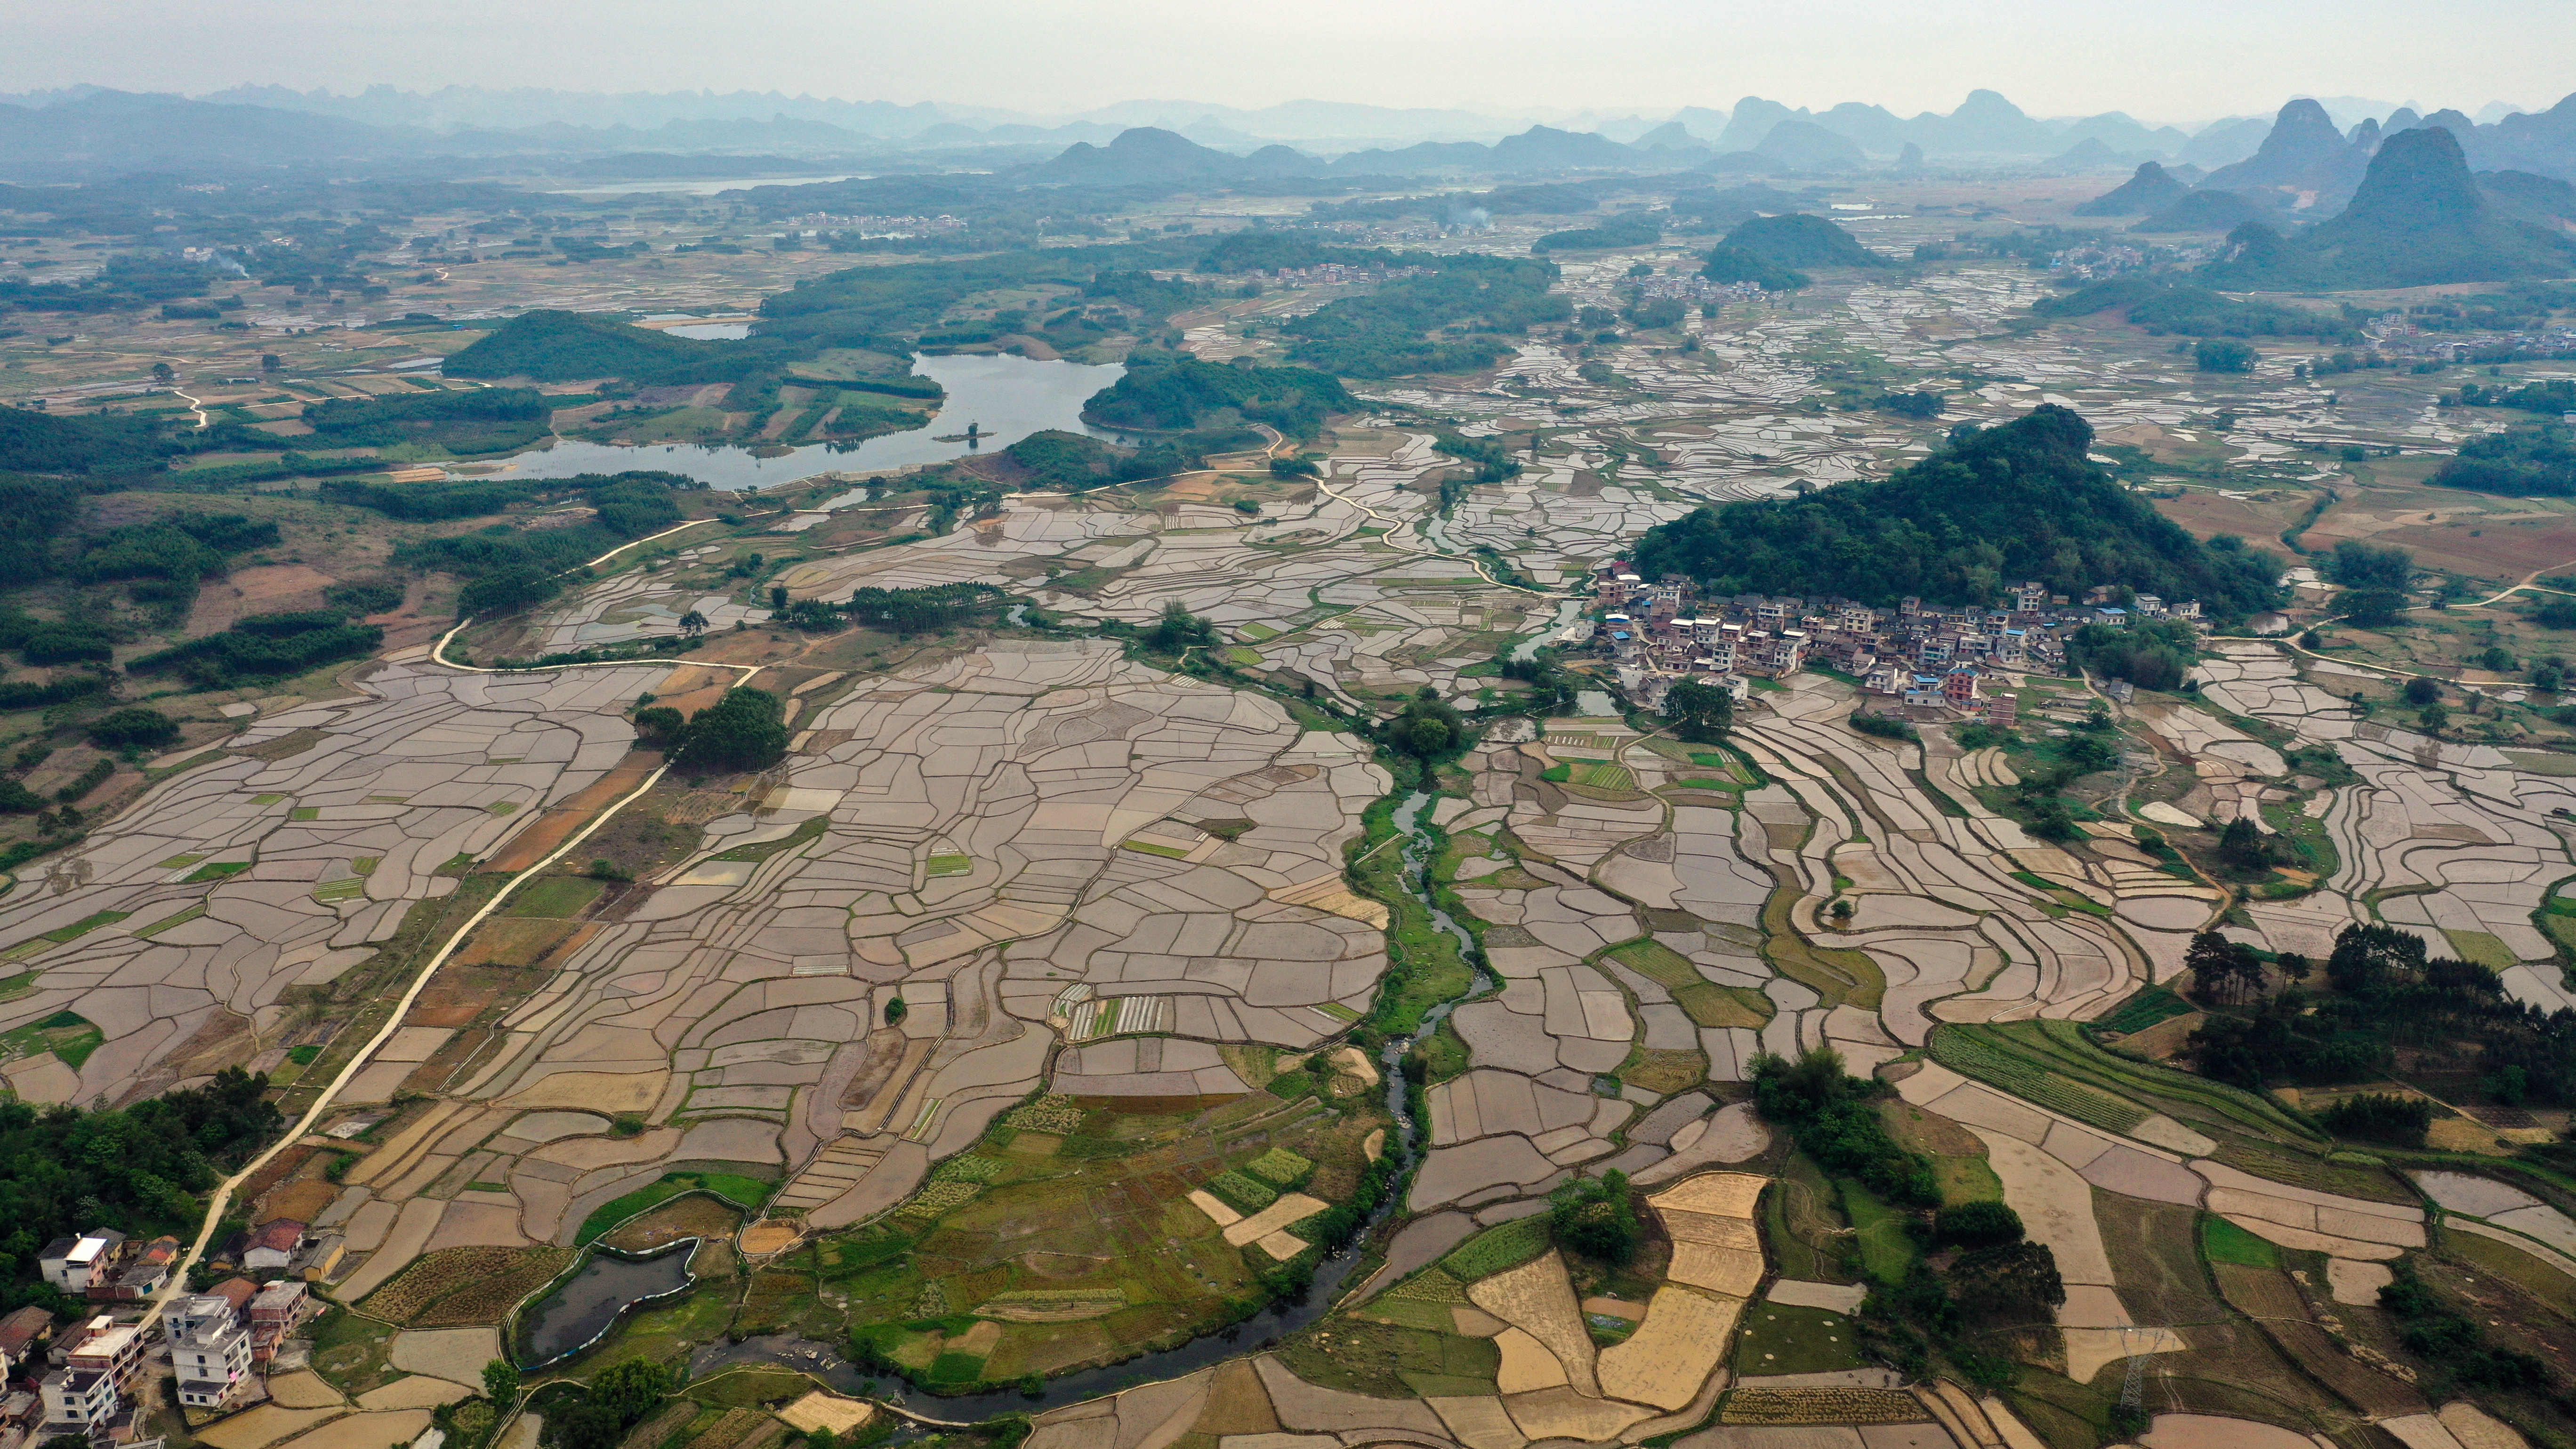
[1235,263,1433,287]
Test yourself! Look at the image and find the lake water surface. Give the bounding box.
[479,353,1126,492]
[519,1240,699,1366]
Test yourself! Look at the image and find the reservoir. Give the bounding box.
[517,1240,700,1367]
[475,352,1126,492]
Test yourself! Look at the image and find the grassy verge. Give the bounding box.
[1934,1019,2320,1145]
[577,1174,776,1246]
[1838,1180,1915,1285]
[1759,879,1885,1011]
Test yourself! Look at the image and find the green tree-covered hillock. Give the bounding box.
[1532,212,1660,253]
[1627,405,2285,620]
[2436,423,2576,496]
[2030,275,2363,341]
[1698,245,1807,291]
[443,311,763,384]
[1080,354,1350,435]
[1719,213,1891,269]
[299,386,554,453]
[1280,255,1568,377]
[0,1068,281,1310]
[670,687,790,773]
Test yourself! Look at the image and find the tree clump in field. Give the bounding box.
[1080,353,1350,436]
[1548,1170,1638,1263]
[2436,423,2576,498]
[1382,689,1467,764]
[2323,539,2413,625]
[2186,921,2572,1100]
[1665,678,1734,741]
[2317,1092,2435,1147]
[541,1357,673,1449]
[1750,1047,1936,1208]
[85,707,179,752]
[668,688,790,774]
[2064,617,2198,691]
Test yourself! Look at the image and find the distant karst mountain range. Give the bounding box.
[2069,97,2576,249]
[7,83,2576,186]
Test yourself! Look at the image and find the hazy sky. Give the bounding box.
[7,0,2569,123]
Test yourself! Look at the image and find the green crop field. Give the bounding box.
[2200,1214,2278,1269]
[1440,1216,1553,1282]
[1734,1302,1864,1376]
[1930,1025,2150,1134]
[505,875,607,918]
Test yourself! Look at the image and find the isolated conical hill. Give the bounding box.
[1723,212,1889,267]
[2074,161,2189,215]
[2199,97,2369,207]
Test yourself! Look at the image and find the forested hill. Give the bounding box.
[1628,405,2286,620]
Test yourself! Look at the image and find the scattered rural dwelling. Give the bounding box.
[169,1293,255,1411]
[247,1280,312,1363]
[37,1232,125,1295]
[37,1367,116,1440]
[242,1220,308,1275]
[290,1232,346,1283]
[0,1306,54,1381]
[57,1316,147,1392]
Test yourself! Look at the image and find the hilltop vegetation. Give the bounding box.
[1532,211,1660,253]
[2031,275,2366,341]
[1000,428,1241,491]
[1080,353,1350,435]
[1194,233,1395,274]
[1629,406,2285,619]
[0,1068,281,1310]
[300,385,554,454]
[0,404,214,475]
[391,472,696,618]
[0,497,278,615]
[443,311,763,384]
[1720,213,1892,269]
[1280,254,1566,377]
[2435,424,2576,496]
[1699,244,1809,291]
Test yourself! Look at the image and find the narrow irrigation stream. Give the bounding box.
[688,790,1491,1423]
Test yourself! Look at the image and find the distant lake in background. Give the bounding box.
[470,352,1126,492]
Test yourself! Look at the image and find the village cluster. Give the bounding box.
[1588,561,2203,713]
[1,1223,329,1449]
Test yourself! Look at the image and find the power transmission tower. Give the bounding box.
[2121,1325,2156,1415]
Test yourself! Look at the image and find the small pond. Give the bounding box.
[477,352,1126,492]
[518,1240,699,1366]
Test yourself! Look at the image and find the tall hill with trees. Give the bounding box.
[2202,127,2576,288]
[1718,213,1891,269]
[1079,354,1349,434]
[1627,405,2285,620]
